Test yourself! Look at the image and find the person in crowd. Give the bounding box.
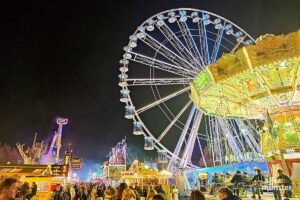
[218,187,241,200]
[189,190,206,200]
[146,189,157,200]
[26,182,37,200]
[210,173,223,195]
[0,178,18,200]
[171,185,178,200]
[79,186,88,200]
[224,173,233,189]
[73,185,80,200]
[97,184,106,200]
[62,187,71,200]
[116,183,128,200]
[104,188,117,200]
[90,185,97,200]
[230,171,243,197]
[251,169,265,200]
[134,183,143,198]
[275,169,293,199]
[70,185,76,200]
[83,186,88,198]
[154,185,165,195]
[151,193,166,200]
[122,188,136,200]
[52,184,64,200]
[18,182,30,200]
[241,172,251,197]
[142,186,148,198]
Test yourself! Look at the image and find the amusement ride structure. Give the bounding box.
[17,117,69,165]
[190,30,300,178]
[44,117,69,164]
[118,8,264,172]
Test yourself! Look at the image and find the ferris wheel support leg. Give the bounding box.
[217,118,243,162]
[180,110,203,168]
[196,136,207,168]
[236,119,261,152]
[168,106,196,171]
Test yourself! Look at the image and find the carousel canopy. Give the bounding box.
[190,30,300,120]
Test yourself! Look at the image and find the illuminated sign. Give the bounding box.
[51,165,63,176]
[72,158,82,171]
[107,165,126,179]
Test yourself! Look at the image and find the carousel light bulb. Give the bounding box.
[285,122,292,126]
[280,61,286,67]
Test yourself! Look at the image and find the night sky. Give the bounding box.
[1,0,300,178]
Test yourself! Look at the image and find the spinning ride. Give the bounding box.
[191,30,300,180]
[118,8,263,171]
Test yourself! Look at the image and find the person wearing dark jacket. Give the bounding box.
[230,171,243,197]
[27,182,37,199]
[219,187,241,200]
[275,169,293,199]
[241,172,251,197]
[52,184,63,200]
[78,187,87,200]
[251,169,265,199]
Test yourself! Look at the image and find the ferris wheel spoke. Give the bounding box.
[228,120,246,152]
[200,13,211,65]
[197,21,209,66]
[127,78,193,86]
[137,86,190,114]
[196,136,207,168]
[208,116,223,166]
[210,22,225,63]
[177,21,206,69]
[158,24,202,69]
[217,118,244,162]
[139,31,200,73]
[168,106,196,170]
[236,119,260,152]
[129,52,196,77]
[157,100,192,142]
[180,110,203,168]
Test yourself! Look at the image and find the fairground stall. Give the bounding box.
[0,164,66,199]
[120,160,172,200]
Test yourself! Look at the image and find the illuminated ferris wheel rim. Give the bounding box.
[119,8,261,169]
[131,8,255,41]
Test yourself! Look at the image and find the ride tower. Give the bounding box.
[43,117,68,164]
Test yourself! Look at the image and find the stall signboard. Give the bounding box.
[72,158,82,171]
[51,165,63,176]
[108,165,126,179]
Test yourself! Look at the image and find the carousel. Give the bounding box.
[190,29,300,193]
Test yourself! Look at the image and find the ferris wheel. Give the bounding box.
[118,8,263,170]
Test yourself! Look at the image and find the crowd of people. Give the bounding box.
[0,178,37,200]
[206,168,293,200]
[0,177,237,200]
[0,168,294,200]
[50,182,170,200]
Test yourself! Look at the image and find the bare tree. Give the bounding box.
[0,143,21,163]
[16,133,46,164]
